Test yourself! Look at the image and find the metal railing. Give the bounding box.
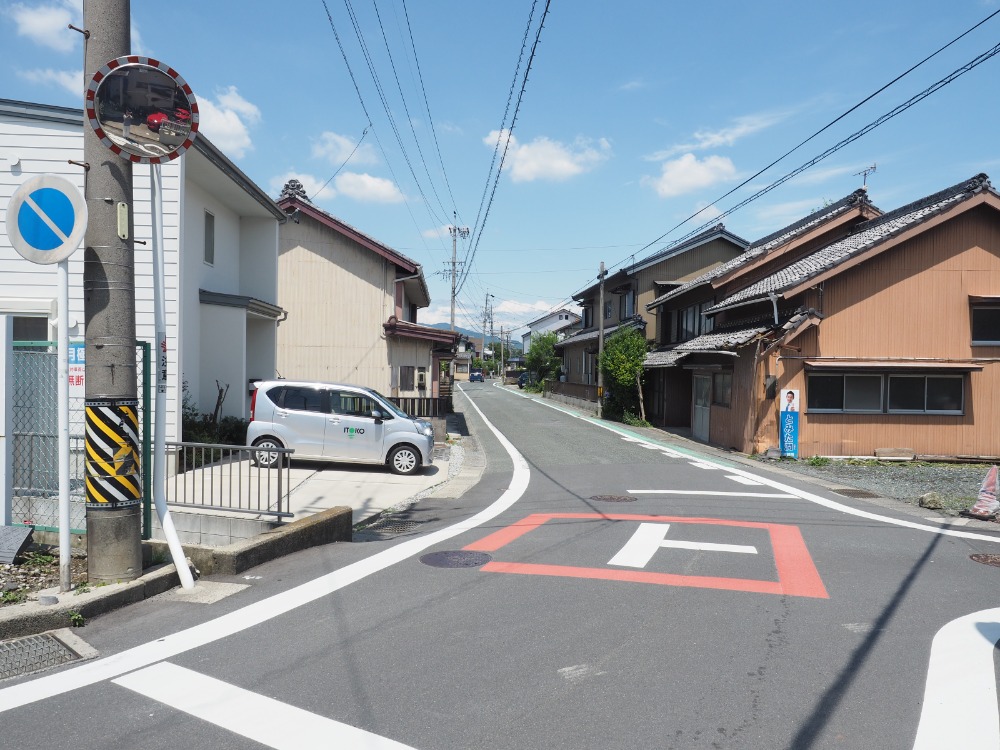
[166,442,295,519]
[389,396,452,417]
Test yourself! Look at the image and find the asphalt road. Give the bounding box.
[3,382,1000,749]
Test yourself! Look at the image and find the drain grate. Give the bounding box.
[432,445,451,461]
[833,488,881,499]
[971,554,1000,568]
[590,495,636,503]
[0,632,80,682]
[420,551,492,568]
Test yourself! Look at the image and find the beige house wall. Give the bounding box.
[276,219,393,391]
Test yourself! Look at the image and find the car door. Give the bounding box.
[325,389,385,461]
[275,385,328,459]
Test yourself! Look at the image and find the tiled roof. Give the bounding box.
[646,189,873,310]
[554,318,645,348]
[629,223,749,273]
[707,174,993,314]
[643,326,768,368]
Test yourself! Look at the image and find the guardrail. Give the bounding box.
[167,442,295,519]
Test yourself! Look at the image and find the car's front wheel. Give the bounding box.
[388,444,421,475]
[251,437,284,468]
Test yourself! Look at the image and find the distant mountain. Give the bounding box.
[428,323,520,351]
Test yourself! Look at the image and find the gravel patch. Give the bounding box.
[752,458,997,516]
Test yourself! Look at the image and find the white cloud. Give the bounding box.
[754,198,827,225]
[5,1,80,53]
[619,79,645,91]
[311,131,378,167]
[792,164,863,186]
[642,154,737,198]
[646,112,786,161]
[131,22,148,56]
[334,172,404,203]
[693,201,723,222]
[423,225,451,239]
[484,129,611,183]
[197,86,260,159]
[18,68,82,97]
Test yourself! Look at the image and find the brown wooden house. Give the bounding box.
[644,173,1000,459]
[555,224,748,402]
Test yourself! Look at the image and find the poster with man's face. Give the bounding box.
[783,389,800,412]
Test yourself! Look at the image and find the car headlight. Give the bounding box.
[418,420,434,437]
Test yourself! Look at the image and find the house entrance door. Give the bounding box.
[692,374,711,442]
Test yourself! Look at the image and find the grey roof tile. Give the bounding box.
[707,174,992,313]
[643,326,768,368]
[646,189,873,310]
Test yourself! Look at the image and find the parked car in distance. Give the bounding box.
[469,369,484,382]
[246,380,434,475]
[518,372,530,389]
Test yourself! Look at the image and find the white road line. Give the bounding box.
[114,663,415,750]
[912,608,1000,749]
[628,489,796,498]
[687,462,720,470]
[725,475,764,486]
[660,540,757,554]
[0,386,531,714]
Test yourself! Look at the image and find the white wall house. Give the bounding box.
[0,98,286,441]
[521,308,581,352]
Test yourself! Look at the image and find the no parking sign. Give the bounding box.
[5,174,87,264]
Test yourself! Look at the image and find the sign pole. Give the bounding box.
[150,163,193,589]
[57,260,71,592]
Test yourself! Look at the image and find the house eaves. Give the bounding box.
[706,174,995,315]
[643,325,768,369]
[646,189,876,312]
[524,307,582,329]
[554,317,645,350]
[384,318,459,346]
[629,223,749,274]
[279,195,421,274]
[199,289,285,320]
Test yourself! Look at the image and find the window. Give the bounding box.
[13,316,49,342]
[400,365,415,391]
[582,306,593,328]
[272,386,326,413]
[604,300,613,320]
[712,371,732,407]
[668,299,715,343]
[972,305,1000,345]
[807,372,963,414]
[332,391,378,417]
[204,211,215,265]
[619,289,635,320]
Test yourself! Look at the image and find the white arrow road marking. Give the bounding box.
[114,663,416,750]
[912,607,1000,749]
[609,522,757,568]
[0,386,530,714]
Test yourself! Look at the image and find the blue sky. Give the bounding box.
[3,1,1000,337]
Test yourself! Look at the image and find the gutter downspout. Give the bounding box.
[767,291,780,325]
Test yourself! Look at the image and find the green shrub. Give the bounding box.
[807,455,831,466]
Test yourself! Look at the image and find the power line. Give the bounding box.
[630,6,1000,264]
[310,126,369,202]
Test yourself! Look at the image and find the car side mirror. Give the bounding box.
[371,409,385,424]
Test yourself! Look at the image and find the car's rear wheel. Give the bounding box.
[251,437,284,468]
[388,444,421,475]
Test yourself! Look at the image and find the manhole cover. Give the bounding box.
[834,488,881,499]
[0,632,80,681]
[590,495,636,503]
[971,554,1000,568]
[420,551,492,568]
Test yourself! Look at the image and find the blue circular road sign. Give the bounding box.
[5,175,88,264]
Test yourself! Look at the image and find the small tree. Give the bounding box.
[599,327,649,422]
[525,331,561,382]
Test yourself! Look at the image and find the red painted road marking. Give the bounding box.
[464,513,829,599]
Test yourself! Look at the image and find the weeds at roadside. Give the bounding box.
[68,610,85,627]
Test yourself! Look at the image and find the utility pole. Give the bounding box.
[499,325,504,380]
[597,261,607,419]
[481,292,490,363]
[82,0,143,581]
[448,212,468,332]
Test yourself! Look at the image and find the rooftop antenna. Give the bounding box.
[856,163,877,189]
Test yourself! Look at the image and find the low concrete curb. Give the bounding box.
[143,505,353,576]
[0,505,353,641]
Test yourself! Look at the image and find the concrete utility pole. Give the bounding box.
[481,292,490,363]
[82,0,143,581]
[448,212,469,332]
[597,261,607,419]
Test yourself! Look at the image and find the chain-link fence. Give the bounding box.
[10,341,150,535]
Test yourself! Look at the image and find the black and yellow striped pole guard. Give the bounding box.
[84,398,141,507]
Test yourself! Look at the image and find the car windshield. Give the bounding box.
[366,388,409,418]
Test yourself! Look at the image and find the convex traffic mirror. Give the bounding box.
[86,57,199,164]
